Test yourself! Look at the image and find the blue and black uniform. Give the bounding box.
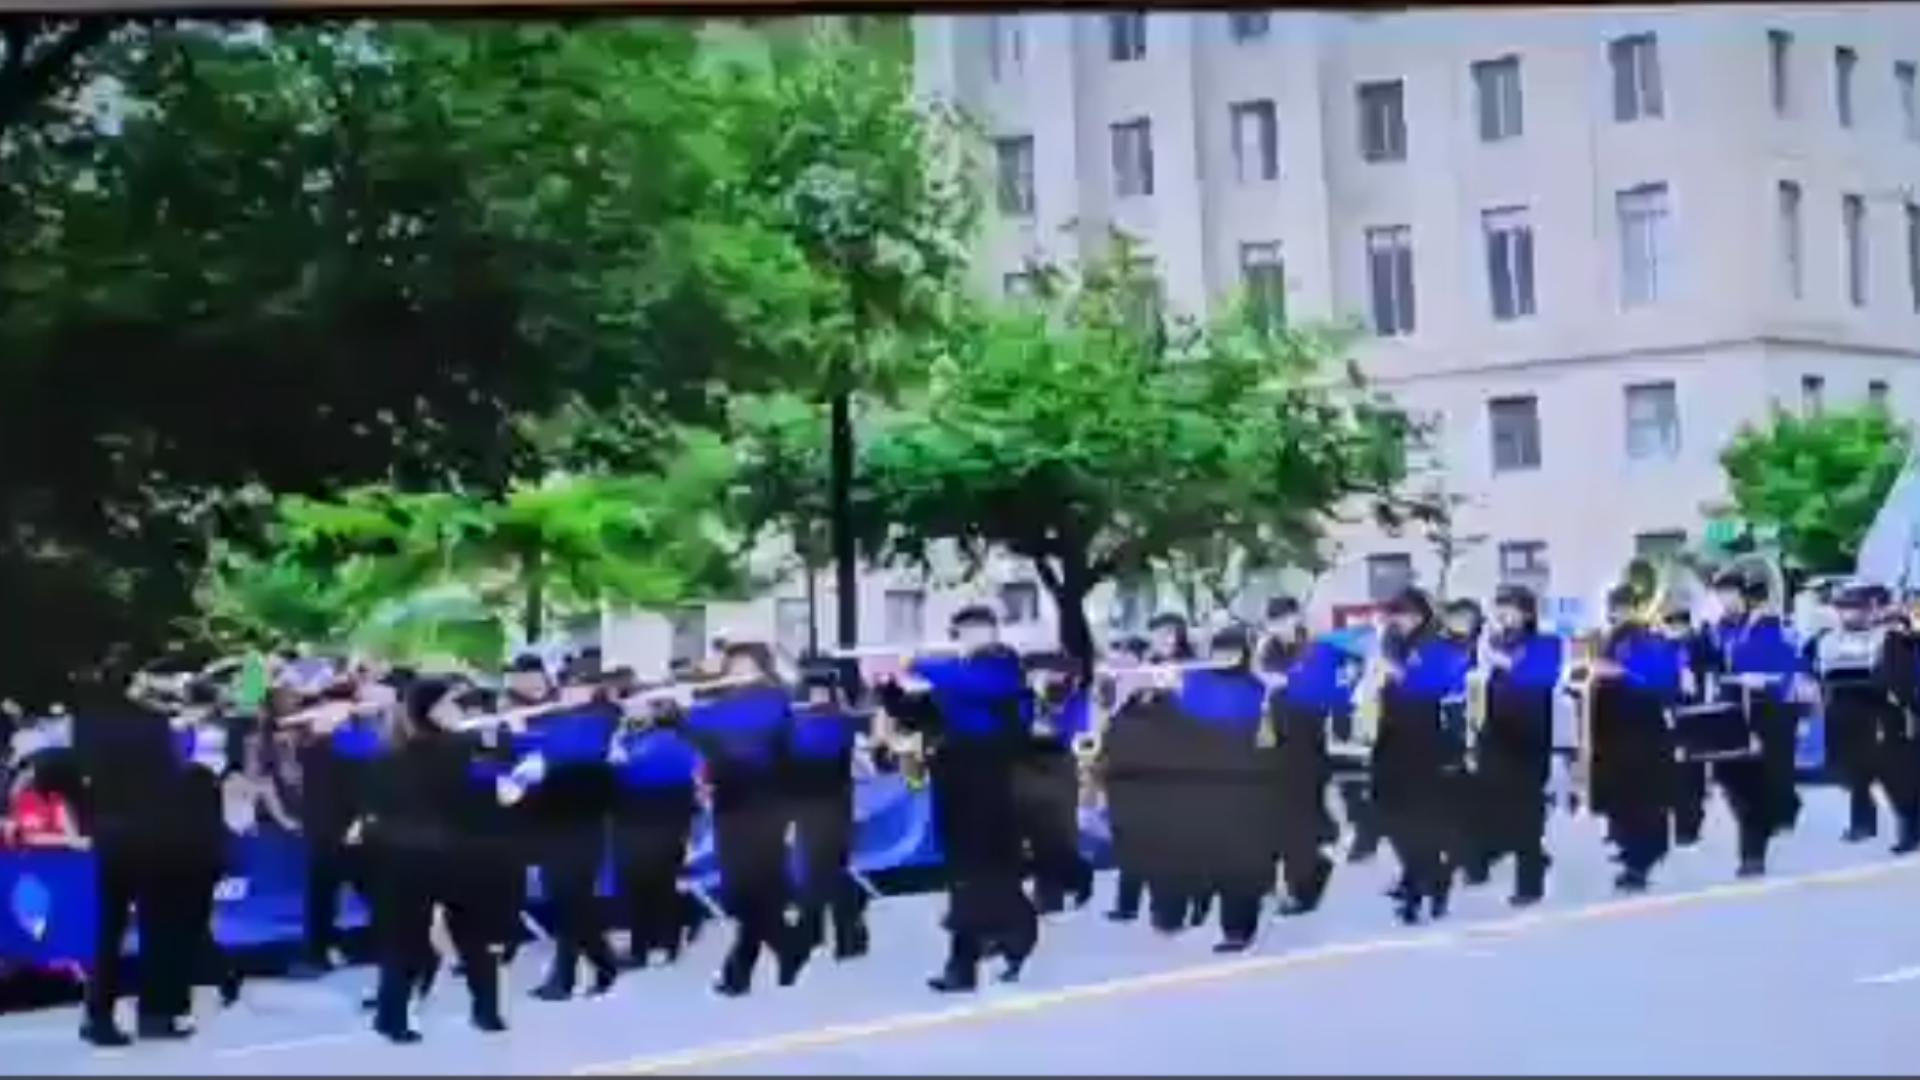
[1589,621,1681,887]
[881,645,1039,991]
[521,704,621,1000]
[1475,627,1564,903]
[1372,626,1474,923]
[1266,634,1347,914]
[362,718,505,1044]
[1169,664,1281,949]
[685,680,808,996]
[1802,606,1916,847]
[1709,612,1802,872]
[785,690,871,959]
[1014,660,1095,915]
[1665,617,1718,847]
[609,713,701,966]
[73,703,199,1044]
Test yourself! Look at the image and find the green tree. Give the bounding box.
[857,251,1416,669]
[1717,405,1913,575]
[0,19,967,700]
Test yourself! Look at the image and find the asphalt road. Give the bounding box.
[2,788,1915,1076]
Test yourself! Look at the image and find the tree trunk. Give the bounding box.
[828,383,858,649]
[522,547,545,646]
[1036,549,1099,682]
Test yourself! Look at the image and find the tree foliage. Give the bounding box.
[0,16,969,701]
[1717,405,1913,575]
[857,249,1417,665]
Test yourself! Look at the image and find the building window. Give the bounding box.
[1230,99,1279,183]
[1609,33,1664,123]
[669,607,706,667]
[1107,13,1147,63]
[883,589,926,645]
[1482,206,1536,321]
[775,597,811,659]
[1489,395,1542,473]
[1003,271,1036,300]
[1239,241,1286,333]
[1907,201,1920,312]
[1228,12,1270,43]
[1365,225,1416,337]
[1898,62,1918,140]
[999,581,1041,625]
[1365,554,1415,603]
[1357,80,1407,163]
[1802,374,1826,415]
[1844,194,1868,308]
[1617,182,1671,308]
[988,16,1025,82]
[1870,379,1892,408]
[1472,56,1524,142]
[1777,180,1803,299]
[1634,531,1687,561]
[993,136,1035,217]
[1768,30,1792,116]
[1836,46,1858,128]
[1110,118,1154,198]
[1624,381,1681,462]
[1498,541,1551,597]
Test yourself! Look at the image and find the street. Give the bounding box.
[1,787,1914,1076]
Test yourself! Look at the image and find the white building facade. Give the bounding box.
[606,5,1920,674]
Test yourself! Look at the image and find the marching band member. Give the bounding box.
[1474,585,1564,907]
[1708,569,1801,878]
[608,693,702,969]
[1804,582,1919,851]
[75,686,198,1046]
[1588,586,1682,894]
[1168,625,1280,953]
[684,642,809,998]
[1438,598,1489,887]
[1371,588,1473,925]
[786,661,872,962]
[175,687,244,1014]
[289,671,383,979]
[1014,652,1094,916]
[360,678,506,1045]
[519,696,621,1003]
[1101,637,1155,925]
[1660,603,1715,848]
[877,605,1039,993]
[1147,612,1196,665]
[1261,599,1343,917]
[1866,585,1920,854]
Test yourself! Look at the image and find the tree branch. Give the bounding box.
[0,19,112,140]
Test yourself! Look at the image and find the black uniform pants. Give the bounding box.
[370,850,499,1033]
[1670,759,1708,845]
[1013,748,1091,913]
[1273,723,1335,908]
[86,847,194,1030]
[612,789,696,959]
[536,824,616,991]
[1829,699,1887,835]
[1716,705,1800,865]
[712,790,799,986]
[934,752,1037,977]
[1879,713,1920,841]
[302,824,359,964]
[1340,769,1384,861]
[790,781,867,954]
[1474,742,1551,897]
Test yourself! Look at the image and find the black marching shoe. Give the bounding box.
[1612,869,1649,894]
[1393,896,1422,926]
[999,947,1031,984]
[1736,858,1766,879]
[589,963,619,998]
[1104,907,1139,924]
[1893,825,1920,856]
[136,1016,194,1042]
[80,1020,132,1048]
[1844,824,1878,844]
[1428,887,1451,921]
[927,967,978,994]
[1212,937,1253,955]
[1508,889,1544,908]
[530,981,573,1003]
[472,1009,507,1035]
[218,971,243,1008]
[1277,897,1319,918]
[1461,861,1492,888]
[375,1021,423,1045]
[776,942,810,988]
